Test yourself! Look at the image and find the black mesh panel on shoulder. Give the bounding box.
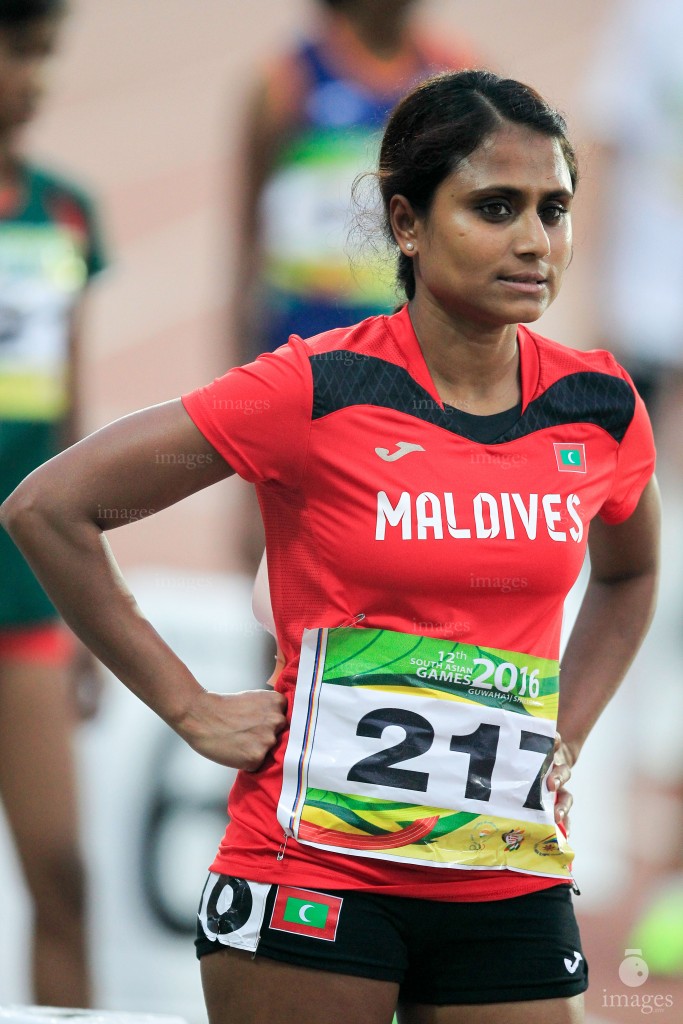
[310,353,635,444]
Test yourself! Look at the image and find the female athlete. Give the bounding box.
[0,71,659,1024]
[0,0,106,1004]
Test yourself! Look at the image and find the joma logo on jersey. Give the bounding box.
[375,490,584,543]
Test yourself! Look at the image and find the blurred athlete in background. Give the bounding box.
[232,0,475,362]
[0,0,106,1005]
[231,0,476,570]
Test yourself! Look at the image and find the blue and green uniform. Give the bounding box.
[0,163,105,626]
[256,40,444,350]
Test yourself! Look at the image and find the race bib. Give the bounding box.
[278,627,574,879]
[0,224,86,420]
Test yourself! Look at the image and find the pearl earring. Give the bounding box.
[406,242,414,251]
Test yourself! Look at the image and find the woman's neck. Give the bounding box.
[408,300,521,415]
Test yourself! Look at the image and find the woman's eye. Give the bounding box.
[479,202,511,219]
[542,204,568,224]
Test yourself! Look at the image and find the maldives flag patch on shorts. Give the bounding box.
[270,886,343,941]
[553,442,586,473]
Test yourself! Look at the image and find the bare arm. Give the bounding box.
[557,476,661,767]
[0,399,287,769]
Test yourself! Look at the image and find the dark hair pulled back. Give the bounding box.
[0,0,67,25]
[379,69,578,301]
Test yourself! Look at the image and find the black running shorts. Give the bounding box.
[196,874,588,1005]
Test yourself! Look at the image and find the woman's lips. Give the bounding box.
[497,275,548,294]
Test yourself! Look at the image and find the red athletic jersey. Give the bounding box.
[182,306,655,900]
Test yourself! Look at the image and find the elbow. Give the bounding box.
[0,493,9,534]
[0,481,27,536]
[0,477,47,544]
[594,563,659,633]
[0,463,69,550]
[633,564,659,621]
[1,471,102,570]
[1,460,103,550]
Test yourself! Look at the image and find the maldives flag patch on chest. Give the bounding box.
[553,442,587,473]
[270,886,343,941]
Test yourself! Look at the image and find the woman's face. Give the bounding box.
[402,122,574,331]
[0,16,61,134]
